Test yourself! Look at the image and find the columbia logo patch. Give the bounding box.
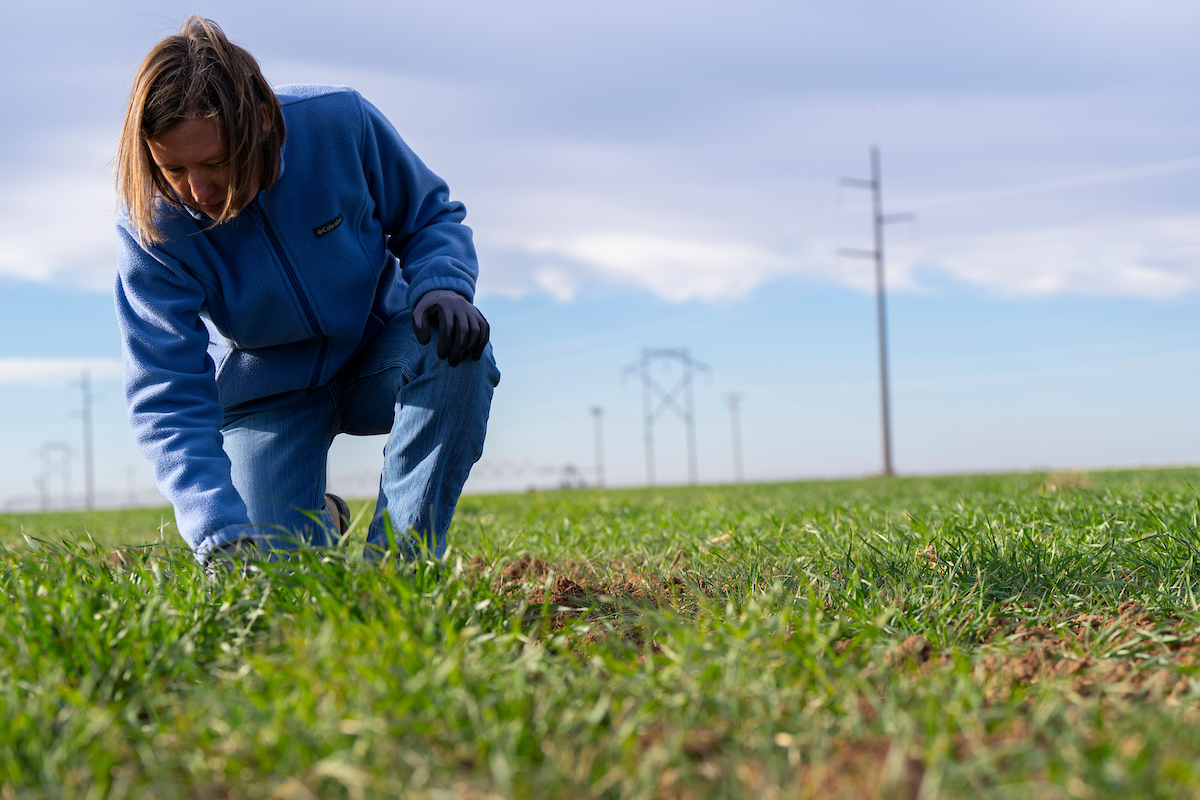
[313,213,343,237]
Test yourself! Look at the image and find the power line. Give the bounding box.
[621,348,710,486]
[469,460,587,488]
[839,145,913,477]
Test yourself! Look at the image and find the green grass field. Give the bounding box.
[6,467,1200,798]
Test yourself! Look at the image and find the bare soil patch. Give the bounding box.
[881,601,1200,704]
[479,554,690,609]
[481,558,1200,706]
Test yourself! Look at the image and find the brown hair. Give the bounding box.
[115,16,285,245]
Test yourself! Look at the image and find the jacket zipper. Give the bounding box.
[251,201,329,388]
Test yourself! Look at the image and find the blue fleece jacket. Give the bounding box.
[114,85,479,559]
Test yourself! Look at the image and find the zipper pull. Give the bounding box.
[248,200,264,230]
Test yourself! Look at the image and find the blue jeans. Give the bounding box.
[220,313,499,560]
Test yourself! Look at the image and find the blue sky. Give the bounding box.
[2,1,1199,508]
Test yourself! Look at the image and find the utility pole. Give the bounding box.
[839,146,912,477]
[589,406,605,488]
[76,369,95,509]
[725,393,744,483]
[635,350,655,483]
[621,348,710,485]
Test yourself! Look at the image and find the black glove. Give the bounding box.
[412,290,490,367]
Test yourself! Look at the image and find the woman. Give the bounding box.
[114,17,498,568]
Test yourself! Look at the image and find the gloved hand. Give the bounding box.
[412,290,490,367]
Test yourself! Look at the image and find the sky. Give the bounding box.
[2,1,1199,509]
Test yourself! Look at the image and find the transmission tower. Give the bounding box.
[839,145,913,477]
[37,442,73,510]
[621,348,710,486]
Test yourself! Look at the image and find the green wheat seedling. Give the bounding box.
[5,468,1200,798]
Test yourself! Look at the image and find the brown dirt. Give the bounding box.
[654,736,925,800]
[801,738,925,800]
[469,559,1200,798]
[1042,469,1093,493]
[634,720,924,800]
[885,634,933,667]
[477,558,1200,706]
[475,554,691,610]
[108,548,154,569]
[464,555,695,650]
[876,601,1200,704]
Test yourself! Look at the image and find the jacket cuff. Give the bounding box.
[407,276,476,310]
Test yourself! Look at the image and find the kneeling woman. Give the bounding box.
[114,17,498,566]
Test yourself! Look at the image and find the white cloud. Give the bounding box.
[0,140,117,290]
[0,358,122,386]
[902,214,1200,298]
[531,267,580,303]
[533,232,793,302]
[4,3,1200,311]
[478,207,1200,304]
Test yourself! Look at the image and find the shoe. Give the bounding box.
[325,493,351,536]
[204,538,258,582]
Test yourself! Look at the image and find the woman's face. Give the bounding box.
[146,117,240,218]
